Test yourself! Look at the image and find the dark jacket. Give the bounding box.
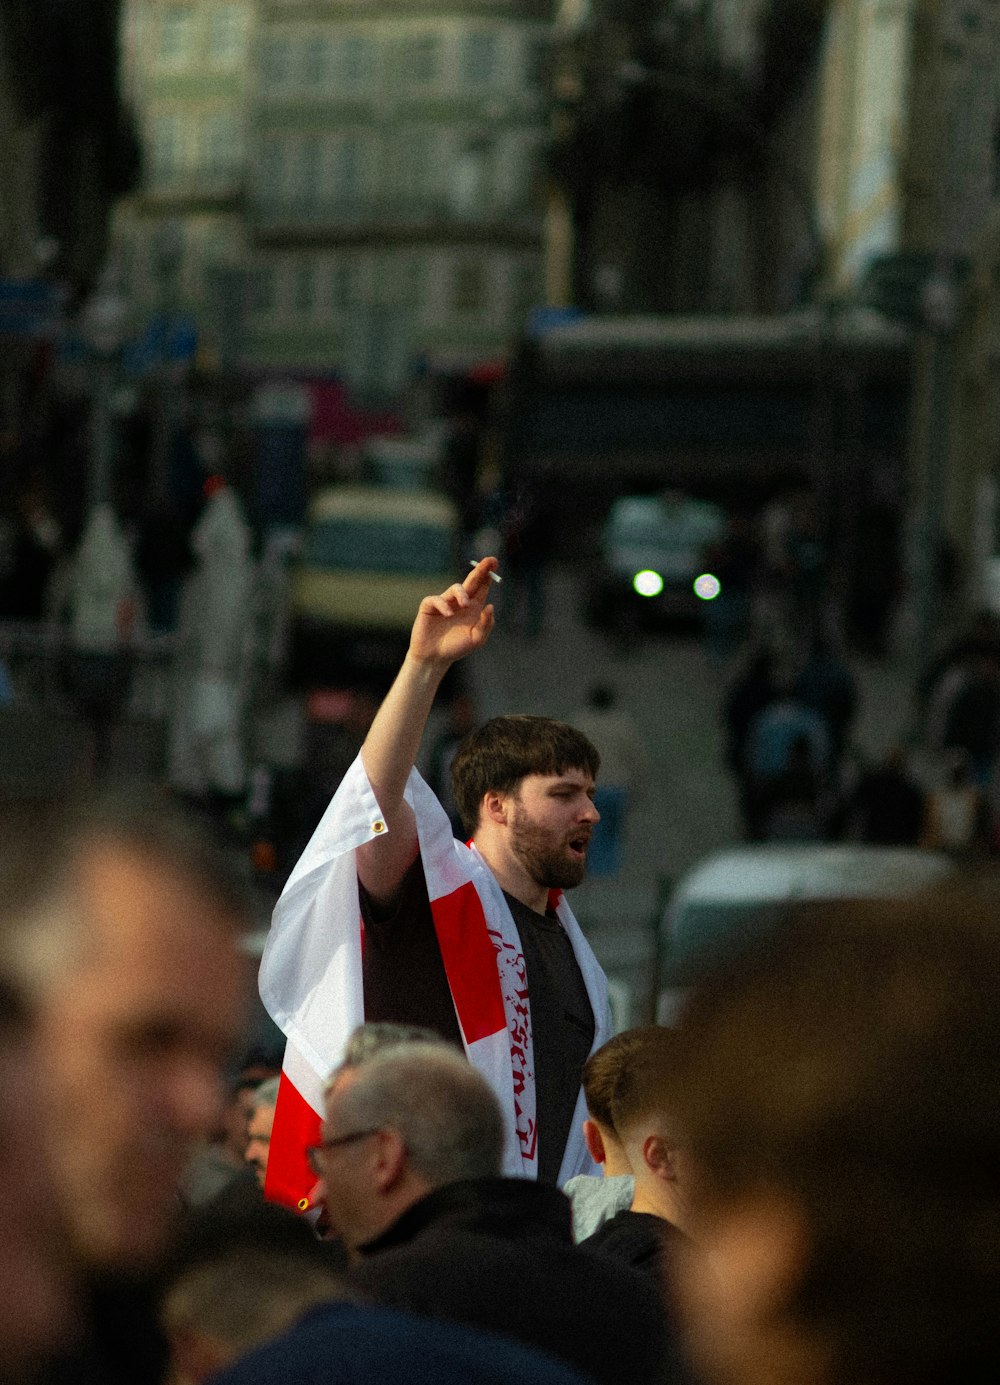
[349,1177,673,1385]
[212,1301,591,1385]
[581,1208,681,1279]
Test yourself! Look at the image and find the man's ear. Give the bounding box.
[643,1133,679,1182]
[483,790,508,826]
[583,1117,608,1166]
[372,1128,408,1193]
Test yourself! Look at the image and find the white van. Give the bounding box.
[289,484,459,683]
[658,844,955,1019]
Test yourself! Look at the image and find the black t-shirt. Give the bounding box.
[501,891,595,1183]
[581,1209,681,1281]
[359,857,594,1184]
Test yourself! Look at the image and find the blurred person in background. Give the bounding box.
[168,479,255,816]
[8,792,249,1385]
[662,889,1000,1385]
[841,745,926,846]
[244,1076,281,1189]
[572,685,646,877]
[920,751,989,857]
[180,1054,281,1209]
[316,1027,671,1385]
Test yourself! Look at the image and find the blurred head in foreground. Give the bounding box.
[9,792,249,1276]
[0,968,79,1377]
[161,1200,346,1385]
[664,889,1000,1385]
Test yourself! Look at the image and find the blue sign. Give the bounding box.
[0,278,62,338]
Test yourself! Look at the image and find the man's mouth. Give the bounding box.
[567,835,591,858]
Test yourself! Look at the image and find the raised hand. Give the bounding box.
[409,557,498,667]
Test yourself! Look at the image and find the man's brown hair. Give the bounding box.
[607,1026,680,1136]
[581,1027,651,1130]
[450,714,600,837]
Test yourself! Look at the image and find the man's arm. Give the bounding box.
[356,557,497,905]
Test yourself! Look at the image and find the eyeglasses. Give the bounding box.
[306,1129,380,1175]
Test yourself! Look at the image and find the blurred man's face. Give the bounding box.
[36,843,245,1272]
[244,1102,276,1187]
[221,1082,259,1162]
[671,1187,810,1385]
[0,1024,79,1378]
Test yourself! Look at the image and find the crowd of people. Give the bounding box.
[2,795,999,1385]
[2,557,1000,1385]
[720,607,1000,857]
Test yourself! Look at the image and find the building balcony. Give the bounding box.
[141,167,246,210]
[248,193,543,244]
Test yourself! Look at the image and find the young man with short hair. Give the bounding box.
[580,1026,690,1277]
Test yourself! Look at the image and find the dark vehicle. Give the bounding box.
[585,491,726,635]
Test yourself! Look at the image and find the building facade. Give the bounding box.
[548,0,830,315]
[115,0,553,396]
[115,1,253,366]
[814,0,912,290]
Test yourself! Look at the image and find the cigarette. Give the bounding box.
[470,561,502,585]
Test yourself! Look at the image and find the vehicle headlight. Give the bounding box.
[693,573,722,601]
[633,570,665,598]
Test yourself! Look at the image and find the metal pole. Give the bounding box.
[87,355,116,514]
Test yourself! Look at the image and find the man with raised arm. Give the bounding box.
[260,558,612,1208]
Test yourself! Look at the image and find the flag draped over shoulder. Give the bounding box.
[259,754,610,1212]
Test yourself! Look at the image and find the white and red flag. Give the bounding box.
[258,754,610,1211]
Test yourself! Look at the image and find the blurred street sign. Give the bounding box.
[0,278,63,338]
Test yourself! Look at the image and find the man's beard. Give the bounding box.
[509,803,589,891]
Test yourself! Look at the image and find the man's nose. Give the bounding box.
[583,797,600,823]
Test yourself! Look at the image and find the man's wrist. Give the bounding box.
[404,648,452,678]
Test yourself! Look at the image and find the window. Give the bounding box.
[451,140,492,217]
[149,113,186,181]
[342,35,372,86]
[255,137,287,207]
[451,259,488,315]
[293,261,317,316]
[462,31,498,87]
[261,35,291,89]
[406,34,439,87]
[399,129,434,208]
[297,135,324,207]
[331,262,356,308]
[338,136,364,204]
[208,5,244,64]
[159,6,196,64]
[202,112,239,177]
[524,33,550,88]
[301,36,332,88]
[251,266,277,316]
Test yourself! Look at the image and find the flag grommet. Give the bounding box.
[372,820,386,833]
